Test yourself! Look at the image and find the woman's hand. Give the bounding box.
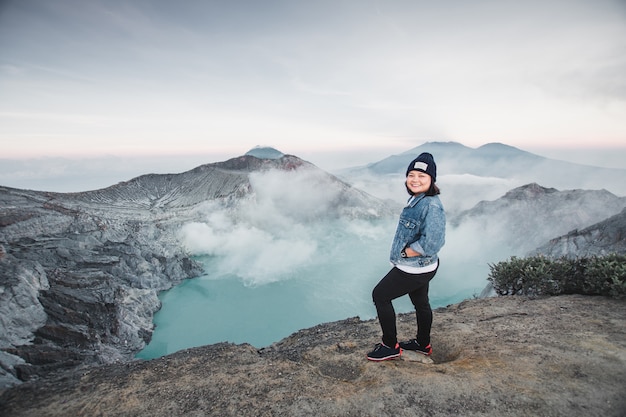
[403,247,422,257]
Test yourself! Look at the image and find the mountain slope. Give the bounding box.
[532,207,626,257]
[41,153,392,217]
[364,142,542,177]
[449,183,626,255]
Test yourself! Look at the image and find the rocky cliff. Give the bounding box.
[532,207,626,257]
[0,154,392,387]
[0,295,624,417]
[449,183,626,254]
[0,184,203,387]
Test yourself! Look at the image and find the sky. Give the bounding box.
[1,0,626,173]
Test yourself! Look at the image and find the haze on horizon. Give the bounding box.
[1,141,626,194]
[1,0,625,164]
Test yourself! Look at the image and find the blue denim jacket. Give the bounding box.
[389,193,446,268]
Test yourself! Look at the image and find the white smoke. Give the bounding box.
[178,167,523,294]
[246,168,343,222]
[179,168,358,285]
[437,174,520,215]
[180,215,317,285]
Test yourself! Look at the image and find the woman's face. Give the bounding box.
[406,170,432,194]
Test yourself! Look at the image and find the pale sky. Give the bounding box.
[1,0,625,163]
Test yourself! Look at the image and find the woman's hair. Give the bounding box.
[405,181,440,196]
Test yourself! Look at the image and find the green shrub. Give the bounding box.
[487,254,626,298]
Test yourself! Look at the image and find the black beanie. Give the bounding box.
[406,152,437,182]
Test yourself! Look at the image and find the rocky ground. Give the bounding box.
[1,294,624,417]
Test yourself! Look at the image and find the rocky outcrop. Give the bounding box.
[532,207,626,257]
[449,183,626,254]
[0,154,394,388]
[0,185,204,388]
[0,295,624,416]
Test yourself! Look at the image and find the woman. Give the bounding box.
[367,152,446,361]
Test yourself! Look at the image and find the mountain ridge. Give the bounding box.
[364,141,544,175]
[532,207,626,257]
[448,183,626,254]
[341,141,626,199]
[368,141,625,174]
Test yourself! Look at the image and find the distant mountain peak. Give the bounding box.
[502,183,558,200]
[400,141,469,155]
[477,142,517,150]
[245,146,285,159]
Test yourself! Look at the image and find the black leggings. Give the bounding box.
[372,264,439,348]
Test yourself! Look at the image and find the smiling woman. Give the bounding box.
[367,152,446,361]
[406,170,432,196]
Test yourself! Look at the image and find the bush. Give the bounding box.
[487,254,626,298]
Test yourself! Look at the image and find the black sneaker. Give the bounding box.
[367,342,402,361]
[399,339,432,356]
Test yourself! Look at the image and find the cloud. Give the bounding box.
[180,213,317,285]
[246,169,343,223]
[438,174,519,214]
[0,111,107,125]
[2,0,625,159]
[177,168,391,285]
[178,168,356,284]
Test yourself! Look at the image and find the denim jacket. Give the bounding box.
[389,193,446,269]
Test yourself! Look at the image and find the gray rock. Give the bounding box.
[449,183,626,254]
[532,207,626,257]
[0,255,49,348]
